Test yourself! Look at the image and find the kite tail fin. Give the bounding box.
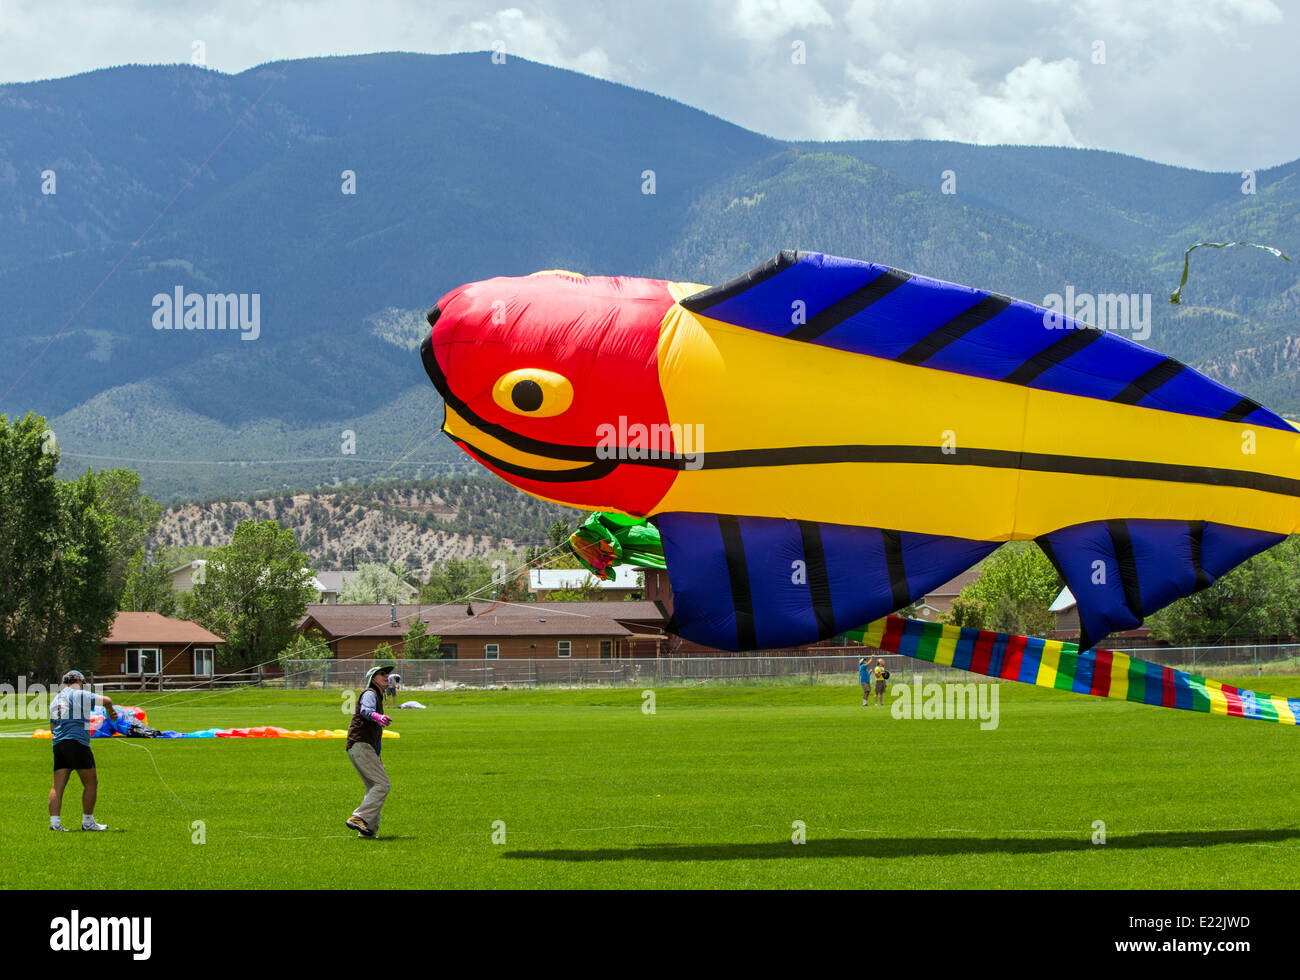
[1034,520,1284,651]
[847,615,1300,726]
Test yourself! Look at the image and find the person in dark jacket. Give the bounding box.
[345,664,394,839]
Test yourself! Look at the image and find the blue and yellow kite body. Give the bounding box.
[422,250,1300,653]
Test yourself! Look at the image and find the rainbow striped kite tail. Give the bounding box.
[847,616,1300,727]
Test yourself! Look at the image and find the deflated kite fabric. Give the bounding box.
[29,706,399,740]
[850,616,1300,726]
[422,250,1300,653]
[27,704,147,738]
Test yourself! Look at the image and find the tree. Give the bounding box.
[524,520,582,568]
[1146,537,1300,645]
[277,629,332,667]
[943,543,1060,637]
[0,414,118,680]
[180,519,317,668]
[546,572,605,601]
[487,547,530,602]
[88,468,163,598]
[420,556,496,604]
[119,548,178,617]
[403,618,442,658]
[338,561,413,604]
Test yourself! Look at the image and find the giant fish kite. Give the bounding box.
[420,250,1299,665]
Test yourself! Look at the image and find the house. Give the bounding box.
[167,559,208,593]
[1047,586,1156,647]
[168,558,338,601]
[95,611,226,678]
[911,568,982,621]
[314,570,420,605]
[297,601,669,661]
[528,565,643,600]
[1050,586,1080,634]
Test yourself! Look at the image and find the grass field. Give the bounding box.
[4,679,1300,889]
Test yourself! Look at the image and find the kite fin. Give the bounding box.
[851,615,1300,726]
[653,512,997,651]
[1036,519,1284,650]
[681,250,1291,431]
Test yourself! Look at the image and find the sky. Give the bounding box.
[1,0,1295,171]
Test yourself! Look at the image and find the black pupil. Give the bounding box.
[511,380,544,412]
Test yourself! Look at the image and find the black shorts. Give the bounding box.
[53,740,95,772]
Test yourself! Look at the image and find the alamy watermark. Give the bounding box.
[0,677,106,720]
[1041,287,1151,341]
[595,416,704,469]
[50,911,151,960]
[890,680,1000,730]
[152,287,261,340]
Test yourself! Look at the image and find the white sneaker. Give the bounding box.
[82,819,108,831]
[51,824,69,832]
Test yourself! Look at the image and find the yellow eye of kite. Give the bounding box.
[492,369,574,418]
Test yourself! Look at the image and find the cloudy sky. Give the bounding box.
[1,0,1294,171]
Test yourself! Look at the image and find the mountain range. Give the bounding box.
[1,52,1296,501]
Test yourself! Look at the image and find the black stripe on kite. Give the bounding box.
[679,250,803,315]
[1107,519,1144,619]
[896,293,1013,366]
[718,516,757,651]
[1035,534,1066,584]
[785,269,912,343]
[683,444,1300,499]
[881,529,911,612]
[1220,397,1262,424]
[798,520,836,639]
[1189,520,1211,592]
[1110,358,1184,406]
[1001,328,1104,386]
[1035,533,1088,644]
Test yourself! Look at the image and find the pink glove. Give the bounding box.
[374,713,392,727]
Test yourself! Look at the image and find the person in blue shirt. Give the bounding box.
[48,670,117,831]
[858,657,872,707]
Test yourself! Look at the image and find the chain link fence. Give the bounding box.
[1110,642,1300,673]
[280,641,1300,691]
[282,651,992,691]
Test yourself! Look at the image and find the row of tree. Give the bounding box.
[0,422,600,680]
[1,414,165,679]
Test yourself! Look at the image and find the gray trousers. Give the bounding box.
[347,742,390,832]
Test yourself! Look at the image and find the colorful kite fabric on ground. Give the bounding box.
[28,707,399,740]
[849,616,1300,726]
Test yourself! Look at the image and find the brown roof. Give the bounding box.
[299,602,657,640]
[102,612,225,645]
[924,567,982,599]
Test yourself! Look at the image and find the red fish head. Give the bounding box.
[421,270,678,516]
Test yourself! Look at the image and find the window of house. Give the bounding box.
[126,648,161,674]
[438,643,458,661]
[557,640,571,658]
[193,648,214,676]
[485,644,499,660]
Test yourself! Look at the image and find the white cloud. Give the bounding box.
[730,0,834,43]
[0,0,1295,170]
[449,7,614,78]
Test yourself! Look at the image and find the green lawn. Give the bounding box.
[4,680,1300,888]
